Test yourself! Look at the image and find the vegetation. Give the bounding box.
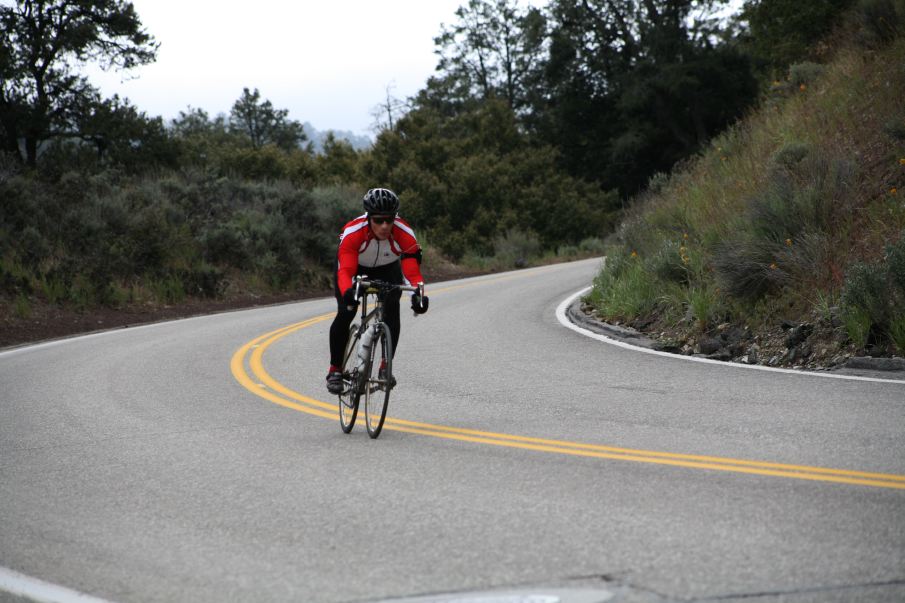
[587,1,905,359]
[5,0,899,358]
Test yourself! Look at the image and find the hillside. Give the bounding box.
[585,13,905,368]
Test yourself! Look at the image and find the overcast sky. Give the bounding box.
[86,1,541,137]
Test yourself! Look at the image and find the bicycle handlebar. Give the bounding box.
[353,276,422,296]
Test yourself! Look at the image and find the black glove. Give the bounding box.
[341,286,359,308]
[411,293,429,314]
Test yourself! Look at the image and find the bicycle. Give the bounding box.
[337,276,423,438]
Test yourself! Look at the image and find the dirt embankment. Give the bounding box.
[0,262,483,349]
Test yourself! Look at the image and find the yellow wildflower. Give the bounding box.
[799,84,807,91]
[631,250,638,258]
[683,232,689,240]
[769,263,778,270]
[785,238,792,246]
[892,187,898,196]
[899,158,905,165]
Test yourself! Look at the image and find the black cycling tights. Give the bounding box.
[329,261,403,369]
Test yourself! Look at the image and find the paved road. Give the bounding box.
[2,258,904,602]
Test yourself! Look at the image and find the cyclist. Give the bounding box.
[326,188,429,394]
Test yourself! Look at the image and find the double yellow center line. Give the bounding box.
[231,312,905,490]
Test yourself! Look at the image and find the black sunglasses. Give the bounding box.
[370,216,395,225]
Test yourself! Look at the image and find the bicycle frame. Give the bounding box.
[338,276,422,438]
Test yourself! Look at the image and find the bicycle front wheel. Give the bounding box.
[338,322,361,433]
[364,322,393,439]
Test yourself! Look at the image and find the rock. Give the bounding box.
[864,344,888,358]
[785,323,813,348]
[654,340,682,353]
[728,342,746,357]
[696,337,722,355]
[706,349,732,361]
[746,344,760,364]
[768,355,780,366]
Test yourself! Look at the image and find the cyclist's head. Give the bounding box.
[363,188,399,217]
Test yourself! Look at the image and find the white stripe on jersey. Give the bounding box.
[339,217,368,242]
[393,219,416,238]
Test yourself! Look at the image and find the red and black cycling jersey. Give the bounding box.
[336,214,424,294]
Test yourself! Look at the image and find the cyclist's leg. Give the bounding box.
[329,261,357,368]
[383,288,401,357]
[329,306,356,368]
[367,262,403,357]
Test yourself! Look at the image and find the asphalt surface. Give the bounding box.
[1,258,904,603]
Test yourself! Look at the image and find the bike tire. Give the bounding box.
[365,322,393,439]
[338,322,361,433]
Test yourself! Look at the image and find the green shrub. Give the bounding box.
[646,171,670,195]
[841,261,891,326]
[842,305,872,348]
[788,62,827,86]
[647,240,688,285]
[772,142,812,167]
[557,244,579,257]
[493,229,542,268]
[684,285,724,332]
[578,237,607,255]
[14,294,30,319]
[38,275,67,304]
[814,289,839,323]
[148,276,186,304]
[182,263,224,298]
[591,252,663,321]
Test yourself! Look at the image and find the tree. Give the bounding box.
[316,132,361,184]
[0,0,158,166]
[364,98,618,259]
[739,0,854,75]
[74,93,175,168]
[434,0,547,113]
[535,0,756,194]
[370,82,408,133]
[228,87,306,151]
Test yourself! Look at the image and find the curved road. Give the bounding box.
[2,258,904,602]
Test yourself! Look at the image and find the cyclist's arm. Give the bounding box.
[400,252,424,288]
[393,219,425,287]
[337,237,361,294]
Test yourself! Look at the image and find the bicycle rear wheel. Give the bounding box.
[338,323,361,433]
[365,322,393,439]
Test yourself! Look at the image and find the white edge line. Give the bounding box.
[0,297,331,360]
[556,287,905,386]
[0,566,115,603]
